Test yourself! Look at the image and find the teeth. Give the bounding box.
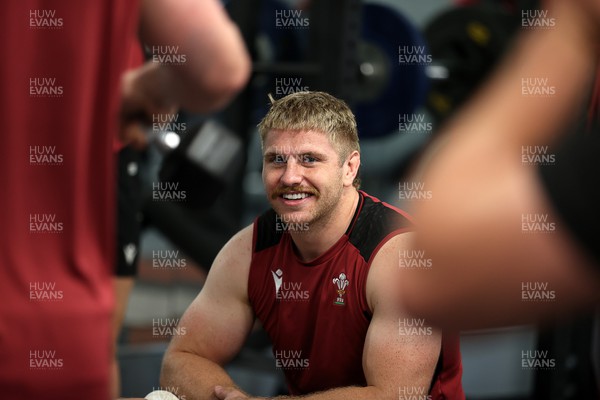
[283,193,309,200]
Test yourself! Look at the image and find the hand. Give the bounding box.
[119,63,178,150]
[214,385,254,400]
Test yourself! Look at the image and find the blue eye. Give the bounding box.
[274,154,288,164]
[266,154,318,165]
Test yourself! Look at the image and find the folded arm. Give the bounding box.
[160,225,255,400]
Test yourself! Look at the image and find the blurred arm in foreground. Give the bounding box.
[401,0,600,330]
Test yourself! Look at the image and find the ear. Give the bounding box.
[342,150,360,187]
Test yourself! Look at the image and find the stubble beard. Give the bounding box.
[273,174,345,233]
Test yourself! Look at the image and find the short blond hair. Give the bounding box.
[258,91,360,187]
[258,92,360,161]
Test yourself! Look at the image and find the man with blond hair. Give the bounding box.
[160,91,465,400]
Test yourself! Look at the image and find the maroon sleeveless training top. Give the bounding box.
[248,191,465,398]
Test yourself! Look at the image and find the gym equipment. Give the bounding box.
[424,5,520,123]
[249,1,431,139]
[244,0,308,126]
[248,1,519,137]
[354,3,430,139]
[157,119,245,209]
[534,315,600,400]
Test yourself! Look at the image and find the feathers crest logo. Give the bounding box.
[332,272,349,306]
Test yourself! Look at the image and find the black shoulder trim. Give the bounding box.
[348,195,411,263]
[254,209,284,253]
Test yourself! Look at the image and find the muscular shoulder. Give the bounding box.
[169,224,255,364]
[217,223,253,264]
[365,232,413,312]
[206,223,254,302]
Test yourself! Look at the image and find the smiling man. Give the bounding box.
[160,91,464,400]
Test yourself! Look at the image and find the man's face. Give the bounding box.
[262,129,346,228]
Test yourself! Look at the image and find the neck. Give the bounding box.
[289,189,360,262]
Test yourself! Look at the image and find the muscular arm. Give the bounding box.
[216,234,441,400]
[401,0,600,329]
[160,225,255,400]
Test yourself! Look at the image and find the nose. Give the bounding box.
[280,157,303,186]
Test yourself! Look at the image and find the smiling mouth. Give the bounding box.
[281,193,313,200]
[273,186,318,201]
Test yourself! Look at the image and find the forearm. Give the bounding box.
[273,386,389,400]
[405,0,600,329]
[158,23,250,113]
[161,350,241,400]
[214,385,395,400]
[139,0,250,113]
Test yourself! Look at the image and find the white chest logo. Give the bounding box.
[332,272,349,306]
[271,268,283,295]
